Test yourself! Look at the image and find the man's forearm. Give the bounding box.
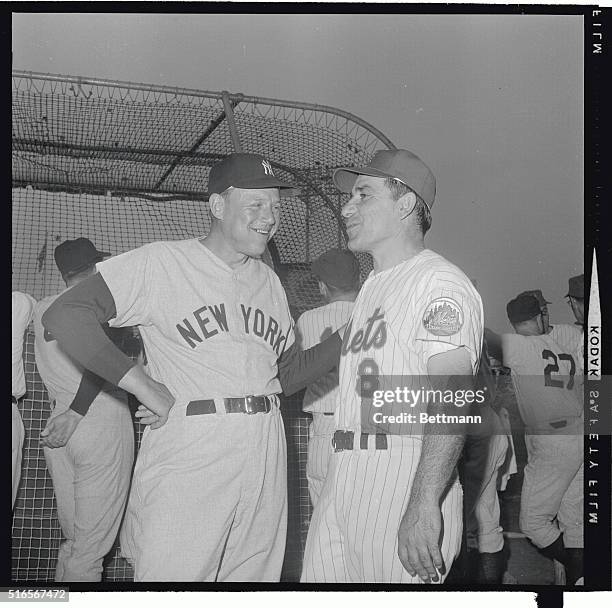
[69,369,106,416]
[278,331,342,396]
[42,273,135,385]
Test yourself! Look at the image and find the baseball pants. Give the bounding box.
[307,413,336,508]
[12,402,25,507]
[463,411,510,554]
[44,395,134,581]
[120,400,287,582]
[302,436,463,583]
[520,431,583,549]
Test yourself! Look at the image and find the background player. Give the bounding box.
[42,153,344,582]
[302,149,484,583]
[34,238,134,582]
[518,289,552,334]
[487,293,583,585]
[565,274,584,327]
[460,337,515,584]
[12,290,36,507]
[295,248,359,507]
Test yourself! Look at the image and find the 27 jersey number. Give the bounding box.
[541,349,575,390]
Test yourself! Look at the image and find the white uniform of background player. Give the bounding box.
[500,293,583,585]
[42,154,342,582]
[460,339,515,584]
[34,239,134,582]
[12,291,36,507]
[295,248,359,507]
[302,150,483,583]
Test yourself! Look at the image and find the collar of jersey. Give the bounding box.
[366,248,434,283]
[193,238,253,275]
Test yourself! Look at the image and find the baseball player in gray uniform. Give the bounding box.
[34,238,135,582]
[295,248,360,507]
[301,149,484,583]
[42,153,343,582]
[565,274,584,327]
[12,290,36,507]
[518,289,552,334]
[489,294,583,585]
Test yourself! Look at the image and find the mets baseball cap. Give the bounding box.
[54,238,110,276]
[518,289,551,308]
[333,149,436,209]
[506,294,542,324]
[207,153,298,195]
[566,274,584,298]
[311,248,360,291]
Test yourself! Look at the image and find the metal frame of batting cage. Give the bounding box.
[11,69,397,583]
[12,70,396,235]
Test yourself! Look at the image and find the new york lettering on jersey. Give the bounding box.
[99,239,294,400]
[176,301,290,354]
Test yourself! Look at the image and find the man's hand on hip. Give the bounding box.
[119,366,175,429]
[40,409,83,448]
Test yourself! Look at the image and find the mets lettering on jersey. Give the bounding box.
[96,238,294,581]
[296,299,355,507]
[302,249,483,583]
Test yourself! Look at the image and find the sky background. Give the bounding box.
[12,12,584,331]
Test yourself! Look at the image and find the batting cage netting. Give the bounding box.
[11,70,396,582]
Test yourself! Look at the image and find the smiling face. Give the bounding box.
[341,175,406,255]
[216,187,281,258]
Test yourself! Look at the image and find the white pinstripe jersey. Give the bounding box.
[336,249,483,437]
[295,300,355,414]
[550,323,584,374]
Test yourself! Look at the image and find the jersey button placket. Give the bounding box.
[234,272,249,396]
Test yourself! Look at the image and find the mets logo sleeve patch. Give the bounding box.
[422,297,464,336]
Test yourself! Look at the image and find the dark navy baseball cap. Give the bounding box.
[207,153,299,196]
[518,289,551,307]
[333,149,436,209]
[565,274,584,298]
[507,294,542,324]
[54,238,110,276]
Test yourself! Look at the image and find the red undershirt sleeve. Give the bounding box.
[279,330,342,396]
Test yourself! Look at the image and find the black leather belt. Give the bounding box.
[11,395,18,404]
[186,395,276,416]
[332,430,388,452]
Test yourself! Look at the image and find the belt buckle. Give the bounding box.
[244,395,257,415]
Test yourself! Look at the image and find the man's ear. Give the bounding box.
[398,191,417,220]
[209,193,226,221]
[318,280,327,299]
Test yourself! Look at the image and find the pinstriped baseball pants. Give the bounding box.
[302,436,463,583]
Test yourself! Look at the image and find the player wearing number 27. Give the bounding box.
[301,149,484,583]
[487,293,583,585]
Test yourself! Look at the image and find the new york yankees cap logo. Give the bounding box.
[208,152,299,195]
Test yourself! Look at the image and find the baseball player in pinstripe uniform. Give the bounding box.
[43,153,344,582]
[461,339,514,584]
[487,293,583,585]
[12,290,36,507]
[295,248,359,507]
[302,149,484,583]
[34,238,135,582]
